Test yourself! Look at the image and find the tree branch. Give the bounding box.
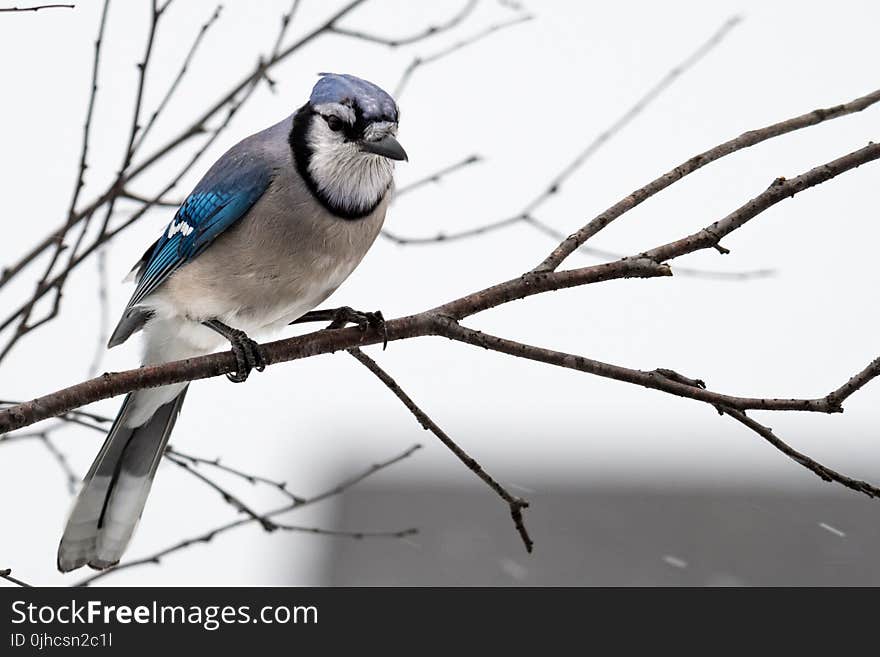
[0,4,73,11]
[721,407,880,499]
[536,91,880,272]
[3,139,880,434]
[824,357,880,411]
[269,523,417,540]
[521,215,775,281]
[640,141,880,264]
[434,319,879,415]
[349,347,533,552]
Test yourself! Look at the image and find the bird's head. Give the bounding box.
[290,73,406,219]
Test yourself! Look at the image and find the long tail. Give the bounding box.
[57,387,188,572]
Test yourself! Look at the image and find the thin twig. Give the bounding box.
[165,454,279,531]
[73,444,421,586]
[394,12,533,97]
[382,214,522,245]
[131,3,223,154]
[265,0,301,91]
[330,0,477,47]
[647,368,880,498]
[39,433,78,494]
[0,569,32,587]
[432,319,880,415]
[526,15,743,220]
[392,154,482,200]
[639,143,880,265]
[106,0,167,216]
[522,215,775,281]
[271,523,417,540]
[722,407,880,498]
[86,247,110,377]
[349,347,533,552]
[119,190,181,207]
[166,446,305,503]
[67,0,108,222]
[0,4,73,11]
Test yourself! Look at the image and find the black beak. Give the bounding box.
[359,134,408,161]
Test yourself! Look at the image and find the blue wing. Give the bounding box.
[127,157,273,310]
[106,150,273,348]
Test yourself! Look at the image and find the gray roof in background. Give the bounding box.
[324,485,880,586]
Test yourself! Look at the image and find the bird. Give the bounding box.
[57,73,408,572]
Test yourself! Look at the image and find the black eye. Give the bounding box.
[325,115,344,132]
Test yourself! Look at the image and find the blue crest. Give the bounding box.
[309,73,398,122]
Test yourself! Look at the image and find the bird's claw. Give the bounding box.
[328,307,387,349]
[362,310,387,350]
[225,329,267,383]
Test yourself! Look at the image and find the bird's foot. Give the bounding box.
[292,306,387,349]
[329,307,387,347]
[203,320,267,383]
[226,331,267,383]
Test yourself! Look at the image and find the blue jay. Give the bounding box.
[57,73,407,572]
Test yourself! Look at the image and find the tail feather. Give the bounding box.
[57,387,188,572]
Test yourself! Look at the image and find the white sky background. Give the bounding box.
[1,0,879,585]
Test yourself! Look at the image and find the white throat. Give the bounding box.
[306,117,394,216]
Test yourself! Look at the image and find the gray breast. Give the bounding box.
[162,143,390,327]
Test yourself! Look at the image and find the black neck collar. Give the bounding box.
[288,104,387,221]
